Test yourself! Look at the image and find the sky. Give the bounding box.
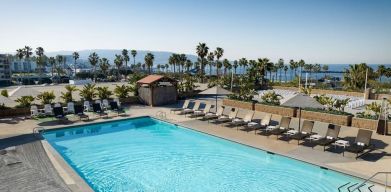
[1,0,391,64]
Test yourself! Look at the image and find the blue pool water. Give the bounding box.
[43,117,361,192]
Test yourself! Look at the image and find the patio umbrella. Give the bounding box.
[198,86,233,109]
[281,93,324,132]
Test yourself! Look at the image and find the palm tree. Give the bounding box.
[343,63,376,90]
[131,49,137,67]
[15,49,25,84]
[377,65,387,82]
[185,60,192,72]
[233,60,238,76]
[88,52,99,82]
[223,59,230,76]
[214,47,224,78]
[196,43,209,82]
[23,46,33,84]
[48,57,56,80]
[56,55,64,82]
[72,52,79,79]
[313,64,321,82]
[144,53,154,74]
[35,47,45,83]
[207,52,214,77]
[277,58,284,82]
[122,49,130,79]
[322,64,329,78]
[179,54,187,74]
[284,65,288,82]
[169,55,175,73]
[289,59,296,79]
[298,59,305,79]
[239,58,248,74]
[114,55,123,81]
[165,63,169,72]
[99,58,110,78]
[257,58,269,85]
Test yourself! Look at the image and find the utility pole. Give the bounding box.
[363,68,368,103]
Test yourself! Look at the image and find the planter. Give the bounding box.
[300,110,352,126]
[254,103,297,117]
[0,108,30,118]
[351,117,379,130]
[222,99,254,110]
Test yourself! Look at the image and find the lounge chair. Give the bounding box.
[93,103,108,118]
[53,107,68,122]
[44,104,53,116]
[66,102,75,114]
[211,108,238,124]
[312,124,341,151]
[30,105,40,117]
[243,113,272,134]
[286,120,314,144]
[114,98,121,107]
[74,105,89,121]
[171,100,190,113]
[178,101,201,115]
[84,101,92,112]
[343,129,373,159]
[189,102,212,118]
[267,116,292,138]
[102,99,110,110]
[226,111,255,130]
[109,101,126,116]
[54,103,61,108]
[201,106,224,121]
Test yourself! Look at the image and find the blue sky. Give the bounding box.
[1,0,391,64]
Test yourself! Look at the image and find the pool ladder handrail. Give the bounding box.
[33,127,46,136]
[350,172,391,192]
[156,111,167,120]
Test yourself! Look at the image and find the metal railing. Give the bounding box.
[351,172,391,192]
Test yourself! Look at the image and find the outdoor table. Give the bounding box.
[333,139,350,149]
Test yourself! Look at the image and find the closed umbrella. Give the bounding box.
[198,86,233,109]
[281,93,324,132]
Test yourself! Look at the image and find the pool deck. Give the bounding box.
[1,103,391,191]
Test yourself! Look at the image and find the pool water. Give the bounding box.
[43,117,361,192]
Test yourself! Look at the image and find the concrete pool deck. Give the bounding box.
[1,103,391,191]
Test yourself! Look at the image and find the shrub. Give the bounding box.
[1,89,8,97]
[114,85,131,99]
[60,85,78,103]
[303,107,353,116]
[36,91,56,105]
[261,91,283,105]
[79,83,96,101]
[96,86,113,100]
[15,96,35,108]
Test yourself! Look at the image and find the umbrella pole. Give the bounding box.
[215,95,218,111]
[298,107,302,133]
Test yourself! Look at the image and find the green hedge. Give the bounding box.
[303,107,353,116]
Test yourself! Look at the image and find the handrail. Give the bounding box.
[351,172,391,192]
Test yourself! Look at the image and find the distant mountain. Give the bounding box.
[46,49,198,66]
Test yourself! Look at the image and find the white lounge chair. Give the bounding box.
[30,105,40,117]
[44,104,53,116]
[84,101,92,112]
[67,102,75,114]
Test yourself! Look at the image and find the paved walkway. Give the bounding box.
[1,102,391,191]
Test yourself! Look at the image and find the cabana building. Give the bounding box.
[136,75,178,106]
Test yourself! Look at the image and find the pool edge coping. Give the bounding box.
[41,115,384,189]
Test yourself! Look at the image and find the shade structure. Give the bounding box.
[281,93,324,132]
[198,86,233,109]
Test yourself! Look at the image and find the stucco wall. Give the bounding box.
[254,103,297,117]
[300,110,352,126]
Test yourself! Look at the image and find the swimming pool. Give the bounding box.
[43,117,361,192]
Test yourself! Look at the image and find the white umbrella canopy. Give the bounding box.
[198,86,233,109]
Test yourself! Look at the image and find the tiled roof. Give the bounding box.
[136,75,165,84]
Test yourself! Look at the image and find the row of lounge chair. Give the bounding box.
[171,100,374,159]
[31,100,125,122]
